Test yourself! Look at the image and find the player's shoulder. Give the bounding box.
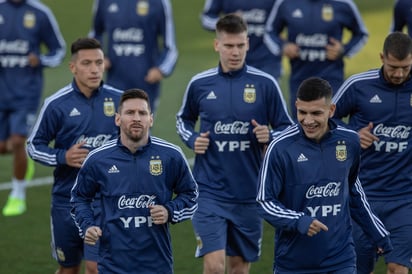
[246,65,280,85]
[269,124,301,152]
[26,0,54,15]
[43,83,74,107]
[101,84,123,97]
[335,69,380,96]
[335,124,360,144]
[84,139,118,164]
[190,67,219,82]
[150,136,186,157]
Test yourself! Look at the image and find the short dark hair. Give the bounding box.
[383,32,412,60]
[70,37,102,56]
[118,88,151,113]
[216,13,247,35]
[297,77,333,102]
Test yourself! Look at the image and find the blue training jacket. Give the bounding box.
[257,122,391,273]
[89,0,178,92]
[391,0,412,37]
[333,68,412,201]
[26,81,123,205]
[71,137,198,274]
[201,0,281,79]
[177,64,293,203]
[264,0,368,95]
[0,0,65,110]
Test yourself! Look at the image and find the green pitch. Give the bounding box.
[0,0,392,272]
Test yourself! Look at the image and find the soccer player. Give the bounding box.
[89,0,178,114]
[176,14,293,274]
[0,0,65,216]
[26,38,123,274]
[200,0,281,79]
[257,77,392,273]
[391,0,412,37]
[264,0,368,116]
[71,88,198,274]
[332,31,412,274]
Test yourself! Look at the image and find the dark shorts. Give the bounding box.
[353,199,412,273]
[274,266,356,274]
[0,108,36,140]
[192,196,263,262]
[51,204,98,267]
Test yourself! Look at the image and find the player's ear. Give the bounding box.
[115,112,121,126]
[329,103,336,118]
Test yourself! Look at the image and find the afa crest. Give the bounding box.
[322,5,333,22]
[336,141,347,161]
[104,98,115,117]
[150,156,163,176]
[196,234,203,250]
[23,12,35,29]
[56,247,66,262]
[243,84,256,103]
[137,0,149,16]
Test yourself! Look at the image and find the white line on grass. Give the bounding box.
[0,176,54,191]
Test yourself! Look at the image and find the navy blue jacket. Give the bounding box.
[27,81,122,205]
[257,122,391,272]
[333,68,412,201]
[264,0,368,96]
[71,137,198,274]
[177,64,293,203]
[0,0,65,110]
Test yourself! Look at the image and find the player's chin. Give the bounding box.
[228,62,242,70]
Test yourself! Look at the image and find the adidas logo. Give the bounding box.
[108,165,120,173]
[297,153,308,162]
[292,9,303,18]
[206,91,217,100]
[369,94,382,103]
[69,108,81,117]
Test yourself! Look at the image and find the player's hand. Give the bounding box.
[149,205,169,225]
[145,67,163,84]
[194,131,210,154]
[27,53,40,67]
[358,122,379,149]
[65,141,89,168]
[283,42,300,59]
[84,226,102,245]
[326,37,344,60]
[252,119,270,144]
[307,219,328,237]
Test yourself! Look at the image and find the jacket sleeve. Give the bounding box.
[348,144,393,253]
[164,148,198,223]
[70,162,99,238]
[37,5,66,67]
[263,1,285,56]
[89,0,105,41]
[390,0,407,32]
[155,0,178,77]
[176,80,201,150]
[340,2,368,57]
[331,76,358,129]
[267,78,294,139]
[26,99,67,166]
[200,0,222,31]
[256,141,313,234]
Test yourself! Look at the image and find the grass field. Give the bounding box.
[0,0,394,273]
